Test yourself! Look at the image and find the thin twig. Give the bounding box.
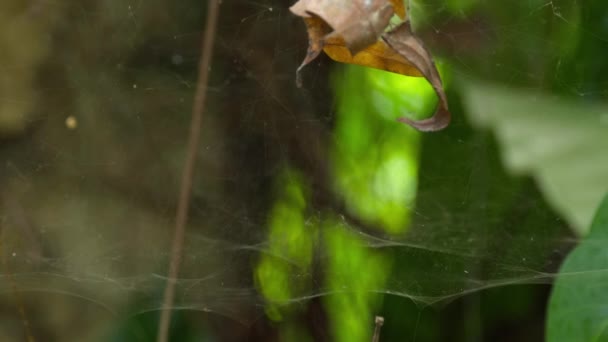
[156,1,221,341]
[372,316,384,342]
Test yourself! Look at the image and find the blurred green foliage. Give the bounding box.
[463,80,608,234]
[256,60,444,340]
[323,220,391,342]
[255,169,314,322]
[331,66,434,234]
[0,0,607,341]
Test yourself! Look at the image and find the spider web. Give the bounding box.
[0,0,606,340]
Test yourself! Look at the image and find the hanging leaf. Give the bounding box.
[382,22,450,131]
[290,0,401,53]
[290,0,451,131]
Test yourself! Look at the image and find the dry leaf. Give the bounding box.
[323,36,422,78]
[290,0,451,131]
[383,22,450,131]
[291,0,411,85]
[290,0,398,53]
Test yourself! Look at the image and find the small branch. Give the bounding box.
[156,1,221,341]
[372,316,384,342]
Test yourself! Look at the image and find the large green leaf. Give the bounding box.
[462,80,608,235]
[546,193,608,341]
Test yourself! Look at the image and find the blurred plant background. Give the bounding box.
[0,0,607,341]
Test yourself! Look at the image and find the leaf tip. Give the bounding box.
[397,107,451,132]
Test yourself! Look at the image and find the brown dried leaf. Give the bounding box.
[383,22,450,131]
[290,0,394,53]
[291,0,451,131]
[323,36,422,78]
[291,0,417,86]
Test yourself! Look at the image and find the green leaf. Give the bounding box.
[462,80,608,235]
[546,193,608,341]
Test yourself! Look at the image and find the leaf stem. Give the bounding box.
[156,1,220,341]
[372,316,385,342]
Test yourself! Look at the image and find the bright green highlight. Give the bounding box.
[323,218,392,342]
[332,65,437,234]
[255,169,315,321]
[256,61,438,331]
[326,63,437,340]
[365,66,439,122]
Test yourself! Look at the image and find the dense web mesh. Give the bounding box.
[0,0,606,340]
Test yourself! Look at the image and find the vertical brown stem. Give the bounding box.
[372,316,384,342]
[156,1,220,341]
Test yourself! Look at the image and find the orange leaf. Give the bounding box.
[389,0,406,19]
[323,36,422,77]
